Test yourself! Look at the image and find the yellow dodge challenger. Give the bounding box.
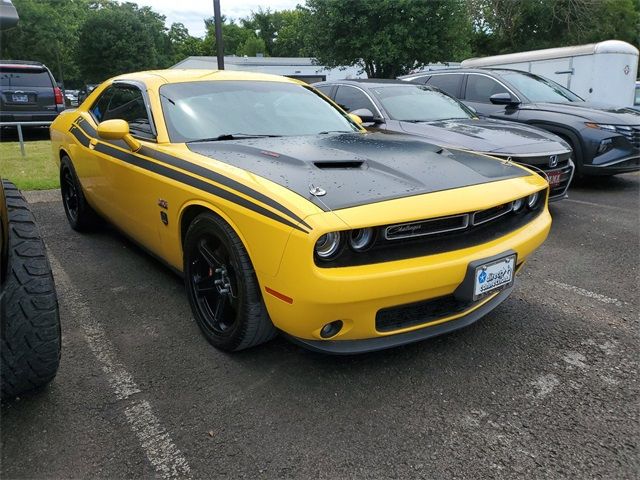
[50,70,551,354]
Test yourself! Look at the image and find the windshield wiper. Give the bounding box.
[188,133,282,142]
[318,130,354,134]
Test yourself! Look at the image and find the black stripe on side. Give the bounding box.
[93,142,309,233]
[69,125,90,148]
[77,117,312,231]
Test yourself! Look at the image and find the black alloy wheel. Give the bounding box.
[59,156,99,231]
[183,212,276,351]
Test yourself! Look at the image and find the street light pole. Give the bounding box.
[213,0,224,70]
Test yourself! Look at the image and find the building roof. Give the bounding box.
[172,56,323,69]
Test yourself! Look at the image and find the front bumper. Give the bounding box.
[261,203,551,352]
[285,285,514,354]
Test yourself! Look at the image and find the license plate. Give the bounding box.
[473,254,516,299]
[12,94,28,103]
[547,170,562,187]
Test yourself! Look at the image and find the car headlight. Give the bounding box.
[527,192,540,209]
[315,232,341,259]
[348,228,374,251]
[512,198,524,212]
[585,122,617,133]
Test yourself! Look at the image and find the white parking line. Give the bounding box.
[564,198,634,213]
[545,280,625,307]
[49,253,192,479]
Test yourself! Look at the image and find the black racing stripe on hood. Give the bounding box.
[74,117,311,231]
[187,133,530,211]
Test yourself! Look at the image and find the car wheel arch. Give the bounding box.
[526,122,584,164]
[179,201,251,260]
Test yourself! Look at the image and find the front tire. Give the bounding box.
[183,212,276,351]
[1,180,61,398]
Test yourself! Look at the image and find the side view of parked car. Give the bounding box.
[400,68,640,177]
[315,79,574,200]
[0,180,61,398]
[77,83,98,105]
[0,60,65,123]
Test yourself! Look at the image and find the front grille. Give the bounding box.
[492,152,573,200]
[614,125,640,149]
[316,191,546,267]
[376,295,476,332]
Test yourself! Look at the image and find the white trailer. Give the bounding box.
[461,40,639,107]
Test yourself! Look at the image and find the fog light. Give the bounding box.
[320,320,343,338]
[315,232,341,259]
[349,228,374,251]
[597,138,613,154]
[512,198,524,212]
[527,192,540,209]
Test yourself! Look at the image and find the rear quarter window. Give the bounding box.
[0,69,52,88]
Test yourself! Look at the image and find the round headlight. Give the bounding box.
[527,192,540,209]
[349,228,374,251]
[315,232,341,259]
[512,198,524,212]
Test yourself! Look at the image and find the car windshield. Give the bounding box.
[370,85,474,122]
[500,71,583,103]
[159,80,359,143]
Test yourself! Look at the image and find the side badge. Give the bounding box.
[160,211,169,225]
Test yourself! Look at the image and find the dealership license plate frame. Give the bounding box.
[473,254,516,300]
[547,170,563,187]
[454,250,517,303]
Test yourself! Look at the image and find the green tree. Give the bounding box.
[303,0,472,78]
[468,0,639,57]
[202,17,253,56]
[77,6,158,82]
[169,22,206,63]
[237,36,268,57]
[0,0,93,87]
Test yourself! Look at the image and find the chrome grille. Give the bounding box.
[614,125,640,149]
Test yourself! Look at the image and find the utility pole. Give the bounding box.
[213,0,224,70]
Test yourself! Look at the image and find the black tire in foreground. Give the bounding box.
[1,180,60,398]
[60,155,99,231]
[184,212,276,351]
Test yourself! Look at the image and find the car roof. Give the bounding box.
[400,68,536,79]
[317,78,425,88]
[111,69,304,89]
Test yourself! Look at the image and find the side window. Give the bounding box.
[314,85,333,98]
[90,87,113,123]
[334,86,376,113]
[426,74,463,97]
[102,86,153,138]
[465,75,509,103]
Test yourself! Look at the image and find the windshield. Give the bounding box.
[371,85,474,122]
[159,80,359,142]
[500,71,582,103]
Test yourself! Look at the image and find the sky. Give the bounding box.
[132,0,300,38]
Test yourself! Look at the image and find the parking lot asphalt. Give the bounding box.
[1,174,639,479]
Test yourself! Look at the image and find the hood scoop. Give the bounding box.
[313,160,365,169]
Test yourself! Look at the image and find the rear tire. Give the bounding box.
[60,156,99,231]
[1,180,61,398]
[183,212,276,351]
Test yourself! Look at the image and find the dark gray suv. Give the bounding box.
[0,60,65,123]
[400,68,640,177]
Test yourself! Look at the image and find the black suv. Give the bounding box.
[0,60,65,123]
[400,68,640,176]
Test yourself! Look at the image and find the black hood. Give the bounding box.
[522,101,640,124]
[187,132,528,211]
[398,118,569,155]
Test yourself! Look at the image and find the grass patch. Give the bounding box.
[0,141,59,190]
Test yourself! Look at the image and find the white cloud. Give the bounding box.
[132,0,301,37]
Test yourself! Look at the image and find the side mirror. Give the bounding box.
[349,108,383,124]
[97,119,140,151]
[490,93,520,106]
[348,113,363,125]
